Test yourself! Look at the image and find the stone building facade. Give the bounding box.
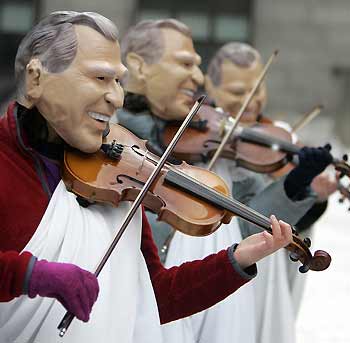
[1,0,349,143]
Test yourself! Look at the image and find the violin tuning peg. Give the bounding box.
[291,227,299,236]
[101,142,124,160]
[339,197,345,204]
[303,237,311,248]
[324,143,332,151]
[289,252,299,262]
[299,264,310,273]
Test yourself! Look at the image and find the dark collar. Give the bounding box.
[16,103,64,161]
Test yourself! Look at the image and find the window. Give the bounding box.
[214,15,249,42]
[136,0,252,68]
[0,2,35,33]
[0,0,39,102]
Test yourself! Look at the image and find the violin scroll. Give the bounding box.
[287,232,331,272]
[333,154,350,178]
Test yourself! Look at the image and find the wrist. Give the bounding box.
[23,255,37,295]
[28,259,48,298]
[229,244,257,278]
[232,243,250,269]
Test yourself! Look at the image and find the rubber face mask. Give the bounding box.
[31,25,126,153]
[207,59,267,122]
[141,28,204,120]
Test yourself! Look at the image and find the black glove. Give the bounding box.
[284,144,333,200]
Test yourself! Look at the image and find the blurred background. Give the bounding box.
[0,1,349,342]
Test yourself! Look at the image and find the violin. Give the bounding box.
[161,105,350,178]
[162,105,299,172]
[63,123,331,273]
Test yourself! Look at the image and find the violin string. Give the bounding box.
[165,170,307,249]
[238,127,300,154]
[165,168,272,230]
[142,149,277,229]
[139,147,298,234]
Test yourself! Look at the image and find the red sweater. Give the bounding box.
[0,102,256,323]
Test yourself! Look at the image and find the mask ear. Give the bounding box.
[22,58,45,108]
[125,52,148,93]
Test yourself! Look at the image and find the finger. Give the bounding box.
[278,220,293,244]
[270,215,282,240]
[83,271,99,304]
[85,273,99,304]
[65,293,86,322]
[77,281,92,322]
[262,230,274,250]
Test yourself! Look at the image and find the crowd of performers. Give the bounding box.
[0,11,341,343]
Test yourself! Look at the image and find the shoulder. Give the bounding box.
[117,108,156,140]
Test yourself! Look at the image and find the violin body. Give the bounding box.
[234,123,293,173]
[63,124,232,237]
[161,105,233,163]
[162,105,296,173]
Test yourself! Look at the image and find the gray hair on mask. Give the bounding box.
[207,42,261,86]
[121,19,192,65]
[15,11,119,97]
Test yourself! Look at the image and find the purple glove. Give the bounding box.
[28,260,99,322]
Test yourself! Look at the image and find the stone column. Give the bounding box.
[332,66,350,146]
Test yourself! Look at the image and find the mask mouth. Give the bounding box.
[179,88,195,98]
[88,111,111,123]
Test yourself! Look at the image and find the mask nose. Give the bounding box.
[192,65,204,87]
[105,83,124,109]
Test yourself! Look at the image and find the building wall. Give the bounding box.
[0,0,138,111]
[253,0,350,144]
[40,0,137,36]
[3,1,350,143]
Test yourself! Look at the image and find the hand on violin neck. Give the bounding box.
[284,144,333,200]
[311,170,338,202]
[233,215,293,269]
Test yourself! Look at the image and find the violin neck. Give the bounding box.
[238,127,300,155]
[165,169,273,232]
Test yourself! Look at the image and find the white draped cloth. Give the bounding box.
[253,240,309,343]
[253,251,295,343]
[159,159,306,343]
[0,181,163,343]
[161,160,257,343]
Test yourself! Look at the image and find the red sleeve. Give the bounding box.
[140,207,254,324]
[0,250,32,301]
